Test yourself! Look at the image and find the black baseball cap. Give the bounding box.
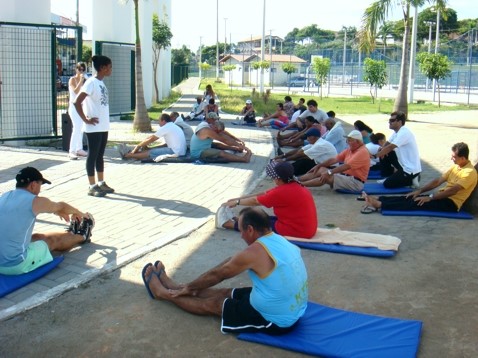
[15,167,51,185]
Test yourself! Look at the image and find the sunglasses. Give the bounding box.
[389,118,398,123]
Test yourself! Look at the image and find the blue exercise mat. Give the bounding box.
[336,183,413,195]
[238,301,423,358]
[0,256,64,298]
[290,241,395,258]
[367,170,384,179]
[382,209,474,220]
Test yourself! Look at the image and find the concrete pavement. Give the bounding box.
[0,77,274,320]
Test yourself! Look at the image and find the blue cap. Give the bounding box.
[305,128,321,138]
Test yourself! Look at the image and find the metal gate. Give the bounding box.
[0,21,82,141]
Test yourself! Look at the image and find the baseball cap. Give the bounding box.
[16,167,51,185]
[245,99,252,104]
[305,128,321,137]
[266,161,295,182]
[207,112,218,120]
[344,129,363,142]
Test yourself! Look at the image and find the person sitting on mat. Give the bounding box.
[298,130,370,192]
[216,161,317,239]
[141,207,308,335]
[190,113,252,163]
[181,96,206,121]
[360,142,477,214]
[373,111,421,189]
[213,120,246,153]
[257,103,289,128]
[322,117,347,153]
[274,128,337,176]
[277,116,325,149]
[366,133,387,171]
[0,167,94,275]
[118,113,187,161]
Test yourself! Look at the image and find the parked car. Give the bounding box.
[60,75,70,90]
[289,76,318,87]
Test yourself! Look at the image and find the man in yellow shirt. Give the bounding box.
[361,142,477,213]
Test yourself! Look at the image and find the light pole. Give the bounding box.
[407,5,418,104]
[224,18,228,56]
[425,21,435,90]
[199,36,202,79]
[342,27,347,87]
[260,0,266,93]
[215,0,219,79]
[432,7,440,101]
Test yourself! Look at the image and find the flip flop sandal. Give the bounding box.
[142,263,156,299]
[153,260,165,280]
[360,205,379,214]
[356,195,365,201]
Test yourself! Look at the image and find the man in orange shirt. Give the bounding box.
[298,130,370,191]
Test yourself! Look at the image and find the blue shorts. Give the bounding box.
[0,241,53,275]
[149,147,174,159]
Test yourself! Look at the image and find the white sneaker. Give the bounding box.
[116,143,129,159]
[68,153,78,160]
[377,179,386,184]
[76,149,88,157]
[215,205,234,229]
[411,175,420,189]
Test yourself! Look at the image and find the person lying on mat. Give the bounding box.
[373,111,421,189]
[216,161,317,239]
[274,128,337,176]
[190,112,252,163]
[141,207,308,334]
[360,142,477,214]
[298,130,370,192]
[0,167,94,275]
[117,113,187,161]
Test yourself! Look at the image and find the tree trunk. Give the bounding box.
[393,3,411,118]
[132,0,151,132]
[153,55,159,104]
[437,81,441,107]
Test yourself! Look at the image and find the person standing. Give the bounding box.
[67,62,88,160]
[74,55,114,197]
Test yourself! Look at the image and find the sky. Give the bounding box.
[51,0,478,52]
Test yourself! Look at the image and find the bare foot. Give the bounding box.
[362,191,382,209]
[154,261,182,290]
[145,265,172,300]
[243,149,252,163]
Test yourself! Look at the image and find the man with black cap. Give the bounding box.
[274,127,337,176]
[0,167,94,275]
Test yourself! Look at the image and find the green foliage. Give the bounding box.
[251,62,261,70]
[417,53,453,81]
[152,14,172,52]
[311,57,331,99]
[259,61,271,69]
[363,58,388,103]
[172,45,192,65]
[223,64,237,71]
[281,63,296,75]
[81,45,92,64]
[199,62,211,71]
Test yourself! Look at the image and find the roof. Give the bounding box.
[220,54,306,64]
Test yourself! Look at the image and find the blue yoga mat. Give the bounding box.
[367,170,384,179]
[0,256,64,298]
[238,301,423,358]
[290,241,395,258]
[382,209,474,220]
[336,183,413,195]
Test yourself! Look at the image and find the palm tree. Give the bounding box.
[358,0,447,117]
[378,21,393,58]
[131,0,151,132]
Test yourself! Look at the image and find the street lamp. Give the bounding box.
[260,0,266,93]
[424,21,435,90]
[224,18,228,56]
[216,0,219,79]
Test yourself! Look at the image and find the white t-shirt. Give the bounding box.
[81,77,110,133]
[303,138,338,164]
[154,122,187,155]
[366,142,381,166]
[389,126,421,174]
[174,119,193,147]
[298,108,328,123]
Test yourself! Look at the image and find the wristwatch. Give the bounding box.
[236,199,240,206]
[429,193,434,199]
[327,169,333,175]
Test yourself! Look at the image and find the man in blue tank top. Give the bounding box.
[0,167,94,275]
[142,207,308,334]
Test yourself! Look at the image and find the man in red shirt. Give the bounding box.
[298,130,370,192]
[216,161,318,239]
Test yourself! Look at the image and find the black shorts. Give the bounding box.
[221,287,296,335]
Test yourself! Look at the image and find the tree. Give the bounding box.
[282,63,296,91]
[81,45,92,64]
[126,0,150,132]
[152,14,172,103]
[311,57,331,99]
[358,0,448,118]
[171,45,192,65]
[199,62,211,78]
[417,52,452,107]
[223,64,236,88]
[363,58,388,103]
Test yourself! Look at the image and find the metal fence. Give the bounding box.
[0,21,82,141]
[95,41,135,116]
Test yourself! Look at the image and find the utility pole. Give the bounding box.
[342,27,347,86]
[260,0,266,93]
[215,0,219,79]
[199,36,202,79]
[224,18,228,56]
[432,7,440,101]
[425,21,434,90]
[408,5,418,104]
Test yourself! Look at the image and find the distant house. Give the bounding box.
[220,53,307,87]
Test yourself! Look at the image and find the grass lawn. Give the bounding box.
[198,78,477,116]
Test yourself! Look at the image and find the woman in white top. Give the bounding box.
[74,55,114,198]
[68,62,88,159]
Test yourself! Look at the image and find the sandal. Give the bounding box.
[360,205,379,214]
[356,195,365,201]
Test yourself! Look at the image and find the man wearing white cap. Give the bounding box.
[239,99,256,124]
[298,130,370,192]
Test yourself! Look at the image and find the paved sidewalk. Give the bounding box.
[0,78,274,320]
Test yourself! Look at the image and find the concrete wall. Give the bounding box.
[1,0,51,23]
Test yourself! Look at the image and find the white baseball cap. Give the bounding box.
[245,99,252,104]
